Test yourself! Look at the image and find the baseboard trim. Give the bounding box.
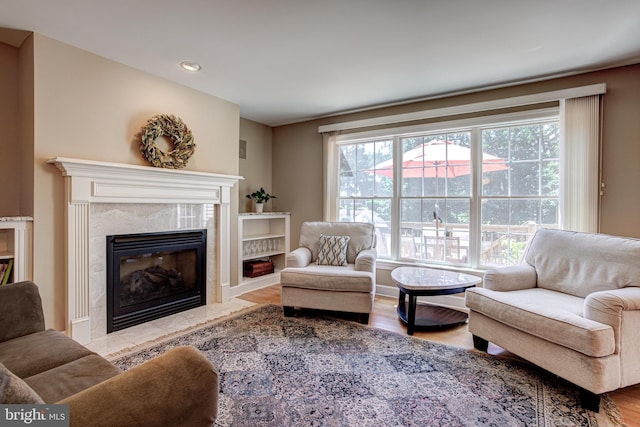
[231,273,281,298]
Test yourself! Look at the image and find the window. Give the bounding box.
[480,121,559,266]
[336,111,561,268]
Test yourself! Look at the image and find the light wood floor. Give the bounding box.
[239,284,640,426]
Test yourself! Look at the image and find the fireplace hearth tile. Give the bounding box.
[89,203,215,339]
[87,299,256,357]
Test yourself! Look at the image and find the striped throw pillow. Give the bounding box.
[317,235,350,266]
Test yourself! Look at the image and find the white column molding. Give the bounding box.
[218,185,232,303]
[12,223,32,282]
[48,157,242,343]
[67,199,91,344]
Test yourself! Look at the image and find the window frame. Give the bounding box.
[330,108,561,269]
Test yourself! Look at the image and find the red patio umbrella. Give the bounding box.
[372,140,508,179]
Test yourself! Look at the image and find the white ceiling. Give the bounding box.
[2,0,640,126]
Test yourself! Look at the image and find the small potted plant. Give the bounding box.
[246,187,276,213]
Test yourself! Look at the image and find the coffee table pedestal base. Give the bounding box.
[391,267,480,336]
[397,294,468,335]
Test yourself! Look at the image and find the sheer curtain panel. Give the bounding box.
[323,131,339,221]
[560,95,601,233]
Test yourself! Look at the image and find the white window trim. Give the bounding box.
[327,109,571,268]
[318,83,605,134]
[325,86,605,269]
[334,108,559,144]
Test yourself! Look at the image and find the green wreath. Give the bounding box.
[139,114,196,169]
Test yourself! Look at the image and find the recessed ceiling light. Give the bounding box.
[180,61,201,72]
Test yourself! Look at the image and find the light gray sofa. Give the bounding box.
[465,228,640,411]
[280,221,377,324]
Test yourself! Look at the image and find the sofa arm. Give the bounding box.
[482,264,537,291]
[584,287,640,322]
[0,281,45,342]
[355,248,377,273]
[584,287,640,349]
[60,346,218,427]
[286,247,312,268]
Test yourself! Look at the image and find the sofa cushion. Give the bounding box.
[299,222,375,264]
[524,228,640,298]
[317,235,350,266]
[281,264,374,293]
[0,281,46,342]
[465,287,615,357]
[0,330,94,378]
[0,361,44,404]
[24,354,122,403]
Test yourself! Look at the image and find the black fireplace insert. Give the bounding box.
[107,229,207,332]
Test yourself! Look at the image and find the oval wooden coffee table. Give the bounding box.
[391,266,481,335]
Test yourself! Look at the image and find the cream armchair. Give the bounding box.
[280,221,377,324]
[465,228,640,412]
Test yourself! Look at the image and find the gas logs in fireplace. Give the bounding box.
[107,230,207,332]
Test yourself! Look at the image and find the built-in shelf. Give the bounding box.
[236,213,290,294]
[242,233,287,241]
[0,217,33,285]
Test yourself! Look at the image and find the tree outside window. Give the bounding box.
[337,117,559,268]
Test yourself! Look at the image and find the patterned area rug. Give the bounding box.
[111,304,626,427]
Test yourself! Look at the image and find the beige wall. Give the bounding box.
[272,121,324,247]
[239,118,275,212]
[25,34,240,329]
[273,63,640,251]
[1,37,35,218]
[0,42,21,216]
[597,66,640,236]
[18,37,34,218]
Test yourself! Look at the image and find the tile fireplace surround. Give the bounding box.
[49,157,242,344]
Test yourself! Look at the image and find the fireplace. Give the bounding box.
[49,157,240,344]
[107,230,207,332]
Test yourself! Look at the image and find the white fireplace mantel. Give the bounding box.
[49,157,242,344]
